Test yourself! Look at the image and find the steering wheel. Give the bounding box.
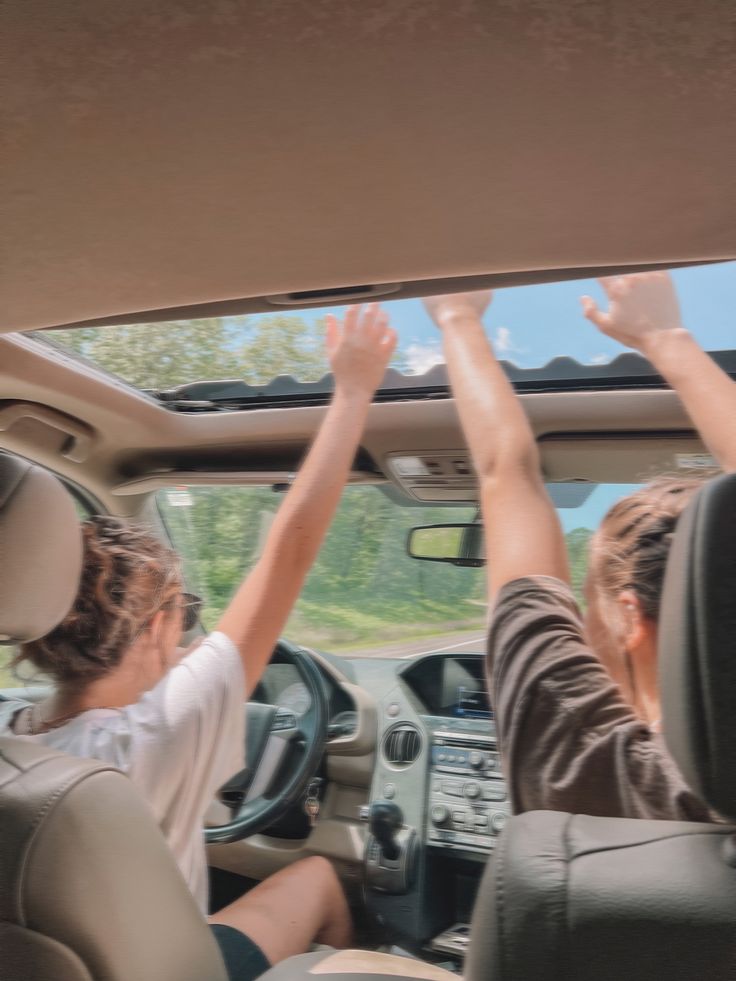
[205,640,329,844]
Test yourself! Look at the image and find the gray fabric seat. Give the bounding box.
[0,455,229,981]
[463,471,736,981]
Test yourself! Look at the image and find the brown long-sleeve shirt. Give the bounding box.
[487,576,716,822]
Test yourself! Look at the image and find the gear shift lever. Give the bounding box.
[369,800,403,861]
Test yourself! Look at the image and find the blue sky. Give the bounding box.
[249,260,735,374]
[555,483,640,533]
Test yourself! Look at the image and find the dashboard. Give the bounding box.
[252,659,359,739]
[209,645,500,959]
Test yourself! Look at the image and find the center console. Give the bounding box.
[400,652,509,859]
[424,715,509,856]
[365,651,506,962]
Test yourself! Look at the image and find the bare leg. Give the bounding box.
[209,856,353,965]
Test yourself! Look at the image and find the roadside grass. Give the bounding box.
[0,598,488,689]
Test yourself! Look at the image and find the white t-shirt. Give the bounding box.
[0,632,245,913]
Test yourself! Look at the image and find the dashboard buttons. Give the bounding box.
[386,702,401,718]
[428,727,507,854]
[431,804,451,826]
[383,783,396,800]
[490,812,507,834]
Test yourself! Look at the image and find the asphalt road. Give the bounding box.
[344,630,487,660]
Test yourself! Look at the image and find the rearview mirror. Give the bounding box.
[407,523,485,567]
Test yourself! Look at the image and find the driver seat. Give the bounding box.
[0,456,229,981]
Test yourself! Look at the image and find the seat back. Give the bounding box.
[466,810,736,981]
[466,473,736,980]
[0,738,228,981]
[0,454,227,981]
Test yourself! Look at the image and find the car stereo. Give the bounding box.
[423,714,510,856]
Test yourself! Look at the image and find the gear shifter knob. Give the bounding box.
[369,800,403,861]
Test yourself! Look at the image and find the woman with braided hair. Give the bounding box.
[423,272,735,822]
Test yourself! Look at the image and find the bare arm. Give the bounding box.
[217,305,396,692]
[582,272,736,472]
[424,293,569,604]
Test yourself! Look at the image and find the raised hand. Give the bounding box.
[581,272,684,352]
[423,290,494,328]
[325,303,397,396]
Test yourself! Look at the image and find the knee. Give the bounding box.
[299,856,343,898]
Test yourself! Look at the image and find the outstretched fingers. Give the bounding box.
[580,295,611,332]
[342,303,362,336]
[325,314,341,357]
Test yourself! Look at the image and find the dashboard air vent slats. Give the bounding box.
[383,723,421,767]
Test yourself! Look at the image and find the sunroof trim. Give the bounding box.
[34,259,728,331]
[151,350,736,413]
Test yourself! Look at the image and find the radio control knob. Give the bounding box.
[463,781,481,800]
[469,751,484,769]
[490,812,507,834]
[431,804,451,826]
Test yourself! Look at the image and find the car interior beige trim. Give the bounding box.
[310,950,456,981]
[3,1,734,330]
[0,332,710,513]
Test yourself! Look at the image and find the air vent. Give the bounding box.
[383,723,422,768]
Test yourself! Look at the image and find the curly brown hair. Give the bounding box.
[589,474,708,621]
[15,517,183,686]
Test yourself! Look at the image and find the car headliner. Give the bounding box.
[2,0,735,331]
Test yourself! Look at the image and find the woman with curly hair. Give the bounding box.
[424,272,735,822]
[0,305,396,981]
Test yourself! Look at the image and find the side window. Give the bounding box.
[0,460,93,690]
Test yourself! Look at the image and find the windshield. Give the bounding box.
[32,261,735,395]
[159,482,638,657]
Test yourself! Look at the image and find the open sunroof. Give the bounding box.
[29,261,736,409]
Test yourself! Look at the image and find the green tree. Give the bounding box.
[53,318,244,390]
[566,527,593,604]
[51,314,333,391]
[240,315,328,385]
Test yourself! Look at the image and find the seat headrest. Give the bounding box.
[660,472,736,820]
[0,454,83,643]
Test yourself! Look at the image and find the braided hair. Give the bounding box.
[590,475,707,621]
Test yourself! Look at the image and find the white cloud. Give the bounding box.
[494,326,513,352]
[404,342,444,375]
[589,353,610,365]
[493,326,527,357]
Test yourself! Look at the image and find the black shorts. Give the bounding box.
[210,924,271,981]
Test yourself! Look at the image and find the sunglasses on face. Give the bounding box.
[163,591,203,633]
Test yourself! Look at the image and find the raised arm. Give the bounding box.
[424,293,569,604]
[582,272,736,472]
[217,305,396,692]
